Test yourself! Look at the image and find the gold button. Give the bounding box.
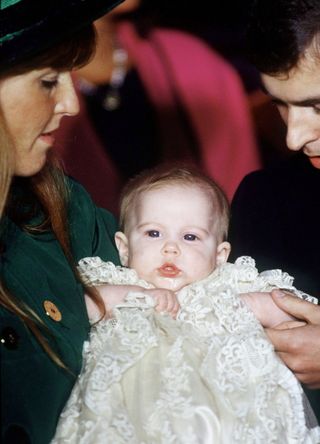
[43,300,62,322]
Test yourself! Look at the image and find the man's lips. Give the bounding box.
[157,263,181,278]
[308,156,320,169]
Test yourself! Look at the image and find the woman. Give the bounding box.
[0,1,124,443]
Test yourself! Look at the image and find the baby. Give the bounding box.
[85,166,304,327]
[53,166,319,443]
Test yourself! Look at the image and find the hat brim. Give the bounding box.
[0,0,124,70]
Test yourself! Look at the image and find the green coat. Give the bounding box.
[0,179,120,444]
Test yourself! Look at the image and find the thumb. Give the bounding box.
[271,290,320,324]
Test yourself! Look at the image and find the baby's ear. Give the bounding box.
[115,231,129,266]
[216,241,231,266]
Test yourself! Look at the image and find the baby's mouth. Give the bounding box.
[157,263,181,278]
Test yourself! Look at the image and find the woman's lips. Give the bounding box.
[39,132,55,146]
[157,263,181,278]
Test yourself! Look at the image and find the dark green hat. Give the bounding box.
[0,0,123,70]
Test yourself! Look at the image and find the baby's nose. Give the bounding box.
[161,241,180,255]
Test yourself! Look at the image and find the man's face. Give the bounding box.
[262,48,320,168]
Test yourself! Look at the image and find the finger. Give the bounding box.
[265,325,304,352]
[272,350,307,377]
[155,301,168,312]
[272,320,307,330]
[164,293,176,313]
[273,349,293,367]
[173,299,180,313]
[274,356,317,387]
[154,294,168,312]
[301,378,320,389]
[294,372,317,387]
[271,290,320,323]
[171,300,180,319]
[165,295,180,319]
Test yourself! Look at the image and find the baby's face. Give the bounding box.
[116,184,230,291]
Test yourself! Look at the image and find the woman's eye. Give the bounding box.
[146,230,160,238]
[41,78,58,90]
[184,234,198,241]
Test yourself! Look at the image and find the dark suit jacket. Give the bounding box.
[229,152,320,421]
[229,152,320,296]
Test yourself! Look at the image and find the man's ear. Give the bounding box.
[114,231,129,266]
[216,241,231,266]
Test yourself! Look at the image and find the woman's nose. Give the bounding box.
[161,241,180,256]
[54,73,79,117]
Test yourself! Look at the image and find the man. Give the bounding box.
[229,0,320,419]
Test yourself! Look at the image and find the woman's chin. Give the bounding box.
[14,156,48,177]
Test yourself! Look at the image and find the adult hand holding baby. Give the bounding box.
[266,290,320,388]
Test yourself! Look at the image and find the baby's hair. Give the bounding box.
[119,165,230,242]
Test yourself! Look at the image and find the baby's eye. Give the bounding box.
[184,234,198,241]
[146,230,160,238]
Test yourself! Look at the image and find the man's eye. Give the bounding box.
[184,234,198,241]
[147,230,160,238]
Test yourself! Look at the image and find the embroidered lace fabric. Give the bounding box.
[52,257,320,443]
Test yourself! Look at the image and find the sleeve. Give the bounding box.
[66,178,121,265]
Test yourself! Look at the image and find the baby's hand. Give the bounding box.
[240,291,305,328]
[86,284,150,321]
[86,285,180,321]
[141,288,180,319]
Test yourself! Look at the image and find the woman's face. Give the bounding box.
[0,68,79,176]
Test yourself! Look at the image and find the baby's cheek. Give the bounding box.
[192,256,216,280]
[130,251,154,277]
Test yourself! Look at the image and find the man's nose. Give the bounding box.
[286,107,318,151]
[161,241,180,256]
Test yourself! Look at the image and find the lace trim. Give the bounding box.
[52,256,320,443]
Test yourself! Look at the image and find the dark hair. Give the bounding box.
[1,25,96,77]
[245,0,320,75]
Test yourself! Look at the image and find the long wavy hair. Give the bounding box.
[0,25,106,369]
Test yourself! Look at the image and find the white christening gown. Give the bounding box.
[52,256,320,444]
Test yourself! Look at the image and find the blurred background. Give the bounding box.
[56,0,289,212]
[134,0,288,165]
